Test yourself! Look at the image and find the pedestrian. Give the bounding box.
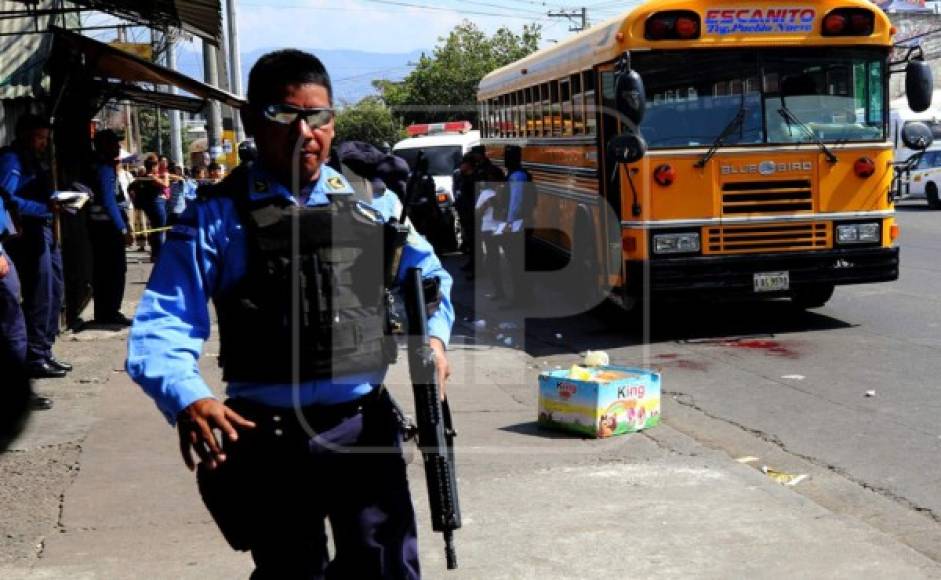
[501,144,535,305]
[132,157,168,262]
[167,164,193,224]
[0,184,52,411]
[207,162,224,182]
[87,129,133,327]
[126,49,454,579]
[0,113,72,379]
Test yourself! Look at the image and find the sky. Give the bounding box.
[75,0,640,56]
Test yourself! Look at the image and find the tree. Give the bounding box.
[334,96,405,147]
[377,20,541,127]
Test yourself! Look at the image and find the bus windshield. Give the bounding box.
[633,48,886,148]
[394,146,463,175]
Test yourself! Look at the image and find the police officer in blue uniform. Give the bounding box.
[0,114,71,378]
[87,129,133,326]
[0,180,52,412]
[126,50,453,579]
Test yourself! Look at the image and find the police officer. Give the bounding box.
[126,49,453,579]
[87,129,133,326]
[0,180,52,413]
[0,114,71,379]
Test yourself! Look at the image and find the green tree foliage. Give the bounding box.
[334,96,405,146]
[377,20,541,126]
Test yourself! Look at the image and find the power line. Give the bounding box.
[548,7,588,32]
[360,0,551,20]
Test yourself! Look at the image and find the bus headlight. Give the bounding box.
[836,222,880,244]
[653,232,700,254]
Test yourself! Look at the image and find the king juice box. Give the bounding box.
[538,365,661,438]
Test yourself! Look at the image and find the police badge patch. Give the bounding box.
[254,180,268,193]
[327,176,346,191]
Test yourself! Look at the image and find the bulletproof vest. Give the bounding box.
[211,168,400,383]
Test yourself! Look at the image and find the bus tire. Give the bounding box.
[792,284,834,309]
[927,183,941,209]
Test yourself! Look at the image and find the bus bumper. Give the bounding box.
[626,247,899,295]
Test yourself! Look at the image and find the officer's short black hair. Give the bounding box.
[15,113,51,136]
[93,129,120,147]
[247,49,333,107]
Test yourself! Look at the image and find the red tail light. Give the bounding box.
[675,16,699,39]
[645,11,701,41]
[824,13,846,35]
[854,157,875,178]
[654,164,676,186]
[822,9,874,36]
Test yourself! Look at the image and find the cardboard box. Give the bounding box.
[538,366,661,438]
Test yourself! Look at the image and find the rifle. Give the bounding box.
[403,267,461,570]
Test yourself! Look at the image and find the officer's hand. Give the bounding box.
[430,337,451,399]
[0,254,9,279]
[177,398,256,472]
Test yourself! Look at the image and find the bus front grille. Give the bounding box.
[705,222,829,255]
[722,180,814,214]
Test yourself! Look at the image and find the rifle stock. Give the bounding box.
[403,267,461,570]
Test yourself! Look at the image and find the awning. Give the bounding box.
[56,0,222,44]
[50,25,244,109]
[94,81,208,114]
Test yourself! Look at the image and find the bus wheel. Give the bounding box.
[792,284,834,309]
[928,183,941,209]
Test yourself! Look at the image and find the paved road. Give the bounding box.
[514,200,941,559]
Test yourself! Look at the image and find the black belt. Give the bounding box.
[226,387,385,439]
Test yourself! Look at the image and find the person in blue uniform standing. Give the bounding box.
[87,129,133,326]
[126,50,454,579]
[0,114,72,379]
[0,184,52,416]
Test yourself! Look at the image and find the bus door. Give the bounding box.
[597,66,625,287]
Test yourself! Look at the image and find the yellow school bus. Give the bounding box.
[478,0,931,309]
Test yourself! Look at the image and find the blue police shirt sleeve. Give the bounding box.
[126,201,229,424]
[0,151,50,218]
[397,231,454,347]
[97,165,127,231]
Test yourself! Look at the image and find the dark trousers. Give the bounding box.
[198,391,420,580]
[88,221,127,321]
[5,221,63,365]
[0,258,31,449]
[0,259,27,366]
[138,195,166,261]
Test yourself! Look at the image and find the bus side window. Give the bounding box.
[560,78,573,136]
[584,71,596,136]
[572,72,584,136]
[550,81,561,136]
[540,83,550,136]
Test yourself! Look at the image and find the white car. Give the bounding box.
[903,148,941,209]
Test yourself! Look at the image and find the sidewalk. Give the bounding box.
[1,256,939,579]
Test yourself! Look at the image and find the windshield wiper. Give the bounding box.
[695,107,747,168]
[777,105,838,164]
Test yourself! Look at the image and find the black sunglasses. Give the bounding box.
[261,103,335,128]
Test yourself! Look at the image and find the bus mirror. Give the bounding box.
[615,69,646,126]
[610,133,647,164]
[906,60,933,113]
[901,121,933,151]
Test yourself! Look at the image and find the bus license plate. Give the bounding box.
[753,271,790,293]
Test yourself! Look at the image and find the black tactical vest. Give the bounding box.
[210,169,399,383]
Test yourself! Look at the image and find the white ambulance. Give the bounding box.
[392,121,481,204]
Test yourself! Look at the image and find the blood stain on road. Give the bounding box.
[719,339,799,359]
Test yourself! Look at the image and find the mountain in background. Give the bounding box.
[175,46,425,105]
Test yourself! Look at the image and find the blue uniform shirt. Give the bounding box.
[94,164,127,232]
[0,147,52,219]
[0,194,11,255]
[506,169,527,223]
[126,164,454,424]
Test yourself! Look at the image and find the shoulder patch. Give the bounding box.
[253,179,268,193]
[327,176,346,191]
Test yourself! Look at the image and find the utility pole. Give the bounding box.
[202,37,224,165]
[226,0,245,143]
[166,31,184,167]
[548,7,589,33]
